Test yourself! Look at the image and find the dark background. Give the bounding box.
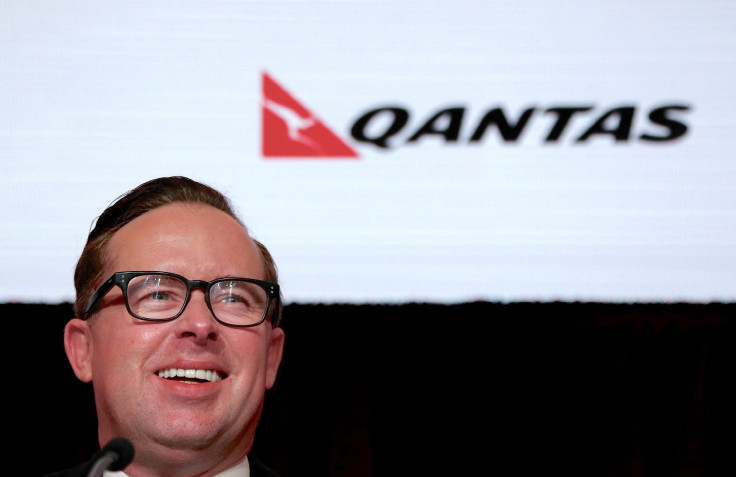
[9,302,735,477]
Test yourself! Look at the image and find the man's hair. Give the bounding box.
[74,176,282,326]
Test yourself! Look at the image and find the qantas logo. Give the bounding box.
[261,72,691,159]
[261,72,358,158]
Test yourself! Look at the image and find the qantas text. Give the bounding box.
[350,104,690,149]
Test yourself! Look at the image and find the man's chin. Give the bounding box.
[150,424,223,451]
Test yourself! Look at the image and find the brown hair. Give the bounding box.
[74,176,282,326]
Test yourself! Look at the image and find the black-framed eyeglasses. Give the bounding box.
[84,271,280,327]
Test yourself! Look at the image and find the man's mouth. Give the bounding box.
[156,368,225,383]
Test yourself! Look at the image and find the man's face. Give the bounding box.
[65,203,284,463]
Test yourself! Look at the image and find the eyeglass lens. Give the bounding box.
[126,274,268,325]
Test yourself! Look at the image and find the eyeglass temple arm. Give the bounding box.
[84,275,118,318]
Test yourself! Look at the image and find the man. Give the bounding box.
[45,176,286,477]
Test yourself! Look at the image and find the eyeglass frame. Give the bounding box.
[83,271,281,327]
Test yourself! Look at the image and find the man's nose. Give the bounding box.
[174,289,218,342]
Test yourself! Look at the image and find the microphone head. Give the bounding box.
[103,437,135,471]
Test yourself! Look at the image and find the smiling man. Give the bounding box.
[45,176,285,477]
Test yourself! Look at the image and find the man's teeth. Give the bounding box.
[157,368,222,382]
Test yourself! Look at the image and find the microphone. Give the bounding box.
[86,437,135,477]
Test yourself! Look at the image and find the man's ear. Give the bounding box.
[64,318,94,383]
[265,327,285,390]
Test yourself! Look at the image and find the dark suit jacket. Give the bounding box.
[43,453,281,477]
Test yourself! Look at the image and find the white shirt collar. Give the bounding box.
[104,454,250,477]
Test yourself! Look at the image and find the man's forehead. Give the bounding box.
[104,202,263,277]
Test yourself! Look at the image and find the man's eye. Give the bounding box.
[220,294,250,305]
[147,291,171,301]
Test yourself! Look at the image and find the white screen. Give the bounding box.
[1,1,735,304]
